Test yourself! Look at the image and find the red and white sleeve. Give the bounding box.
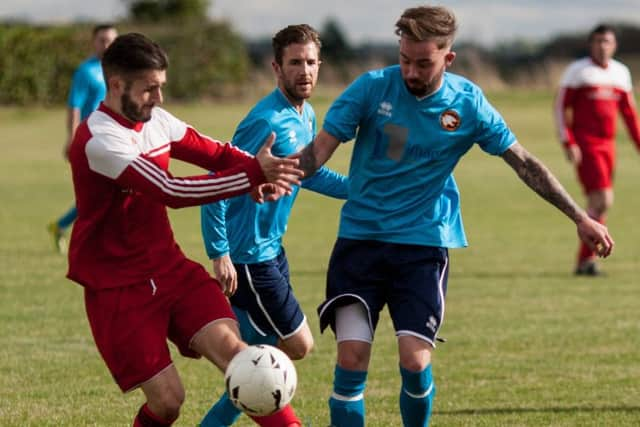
[86,133,265,209]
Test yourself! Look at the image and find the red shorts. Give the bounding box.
[576,145,615,194]
[84,257,234,392]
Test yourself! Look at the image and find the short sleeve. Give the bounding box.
[474,91,517,155]
[323,73,371,142]
[232,118,273,155]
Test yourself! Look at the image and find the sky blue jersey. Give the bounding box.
[201,88,348,263]
[324,65,516,248]
[67,56,106,120]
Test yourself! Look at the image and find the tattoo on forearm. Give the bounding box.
[502,145,585,223]
[298,142,319,178]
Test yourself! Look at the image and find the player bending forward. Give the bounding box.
[67,32,303,427]
[296,6,614,427]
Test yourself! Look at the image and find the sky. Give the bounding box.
[2,0,640,47]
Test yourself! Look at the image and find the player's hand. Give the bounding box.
[251,183,288,203]
[256,133,303,194]
[576,216,614,258]
[563,144,581,165]
[213,254,238,297]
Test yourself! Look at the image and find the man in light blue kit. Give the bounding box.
[48,24,117,253]
[295,6,615,427]
[200,24,347,427]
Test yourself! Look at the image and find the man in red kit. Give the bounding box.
[555,24,640,276]
[67,33,304,427]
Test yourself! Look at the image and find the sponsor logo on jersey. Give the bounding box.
[378,101,393,117]
[440,110,461,131]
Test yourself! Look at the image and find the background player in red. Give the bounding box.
[554,24,640,276]
[67,32,303,427]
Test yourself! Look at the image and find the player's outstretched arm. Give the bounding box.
[294,129,341,178]
[255,133,304,195]
[501,142,614,258]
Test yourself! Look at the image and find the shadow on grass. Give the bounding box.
[436,405,640,416]
[451,270,574,279]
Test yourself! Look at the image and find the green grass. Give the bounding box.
[1,89,639,426]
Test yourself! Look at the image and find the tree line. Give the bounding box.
[2,0,640,105]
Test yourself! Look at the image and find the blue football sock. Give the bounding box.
[399,364,435,427]
[57,206,77,229]
[200,392,242,427]
[328,365,367,427]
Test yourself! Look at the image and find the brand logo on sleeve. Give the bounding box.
[440,110,461,131]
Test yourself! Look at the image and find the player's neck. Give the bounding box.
[591,56,610,68]
[103,95,137,125]
[277,87,305,114]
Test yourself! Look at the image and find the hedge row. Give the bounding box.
[0,21,250,105]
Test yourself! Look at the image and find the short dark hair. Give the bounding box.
[102,33,169,81]
[588,24,616,42]
[395,6,457,48]
[92,23,116,38]
[272,24,321,65]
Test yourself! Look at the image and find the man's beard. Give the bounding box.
[121,91,152,122]
[404,77,440,98]
[281,79,312,104]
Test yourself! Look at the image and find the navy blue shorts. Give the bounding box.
[318,238,449,346]
[230,248,305,340]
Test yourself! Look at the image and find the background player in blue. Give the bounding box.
[47,24,117,253]
[295,6,614,427]
[200,25,347,427]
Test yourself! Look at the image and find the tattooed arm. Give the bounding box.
[502,142,614,257]
[297,129,341,178]
[502,142,585,222]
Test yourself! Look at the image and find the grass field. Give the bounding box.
[1,89,639,426]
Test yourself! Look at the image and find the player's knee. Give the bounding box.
[398,336,432,372]
[399,356,430,373]
[152,389,185,420]
[282,333,314,360]
[337,347,369,371]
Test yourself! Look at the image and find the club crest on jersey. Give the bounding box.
[440,110,460,131]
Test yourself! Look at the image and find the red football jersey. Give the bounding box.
[67,103,265,290]
[555,57,640,150]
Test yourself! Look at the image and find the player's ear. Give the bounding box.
[445,51,456,67]
[271,60,281,75]
[108,75,124,94]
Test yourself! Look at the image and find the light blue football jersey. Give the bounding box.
[67,56,107,120]
[323,65,516,248]
[201,88,348,263]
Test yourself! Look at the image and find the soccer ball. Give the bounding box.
[224,344,297,416]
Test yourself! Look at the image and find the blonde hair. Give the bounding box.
[395,6,457,48]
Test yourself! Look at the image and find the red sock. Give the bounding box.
[132,403,176,427]
[250,404,301,427]
[577,241,595,264]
